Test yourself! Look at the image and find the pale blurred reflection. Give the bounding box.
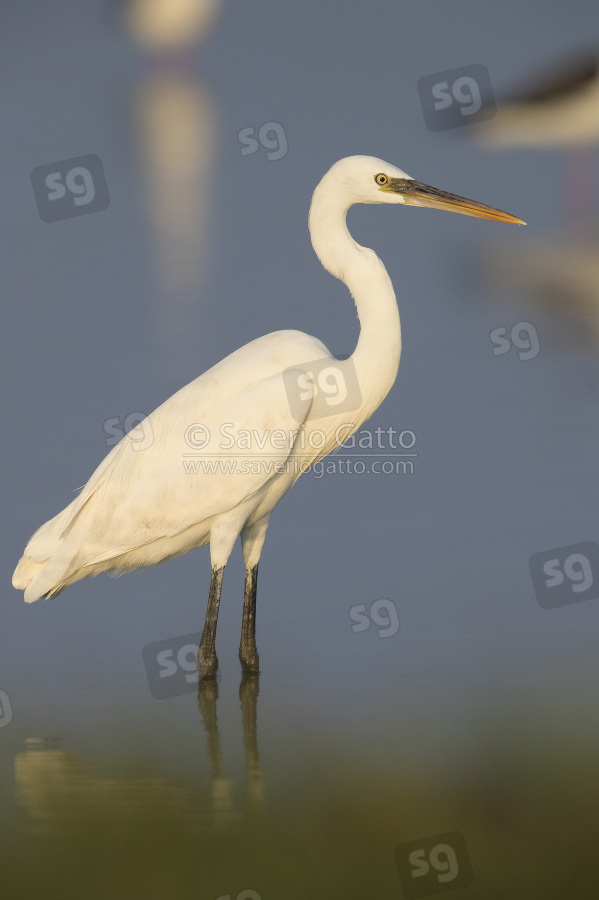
[133,73,217,360]
[15,738,203,834]
[122,0,222,368]
[123,0,221,51]
[16,676,264,834]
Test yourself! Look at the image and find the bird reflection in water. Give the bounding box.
[198,673,265,820]
[15,675,264,835]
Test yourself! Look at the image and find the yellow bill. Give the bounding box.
[382,177,526,224]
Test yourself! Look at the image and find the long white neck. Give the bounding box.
[309,183,402,421]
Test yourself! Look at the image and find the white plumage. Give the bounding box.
[13,155,523,673]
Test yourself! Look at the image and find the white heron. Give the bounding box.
[13,156,524,675]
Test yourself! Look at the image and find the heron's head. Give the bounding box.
[319,155,525,224]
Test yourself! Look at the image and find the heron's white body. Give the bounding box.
[14,156,405,603]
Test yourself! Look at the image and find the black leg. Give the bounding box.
[198,566,224,676]
[239,563,260,673]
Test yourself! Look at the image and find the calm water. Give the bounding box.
[3,1,599,897]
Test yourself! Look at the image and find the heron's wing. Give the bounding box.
[22,329,328,561]
[17,368,314,600]
[15,329,331,601]
[15,438,136,566]
[80,367,314,565]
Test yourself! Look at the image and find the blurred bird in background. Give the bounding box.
[475,48,599,347]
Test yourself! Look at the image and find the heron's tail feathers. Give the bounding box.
[12,553,73,603]
[12,500,80,602]
[12,556,44,593]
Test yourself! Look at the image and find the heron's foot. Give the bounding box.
[197,645,218,678]
[239,648,260,674]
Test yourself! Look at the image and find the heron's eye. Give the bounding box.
[375,173,388,186]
